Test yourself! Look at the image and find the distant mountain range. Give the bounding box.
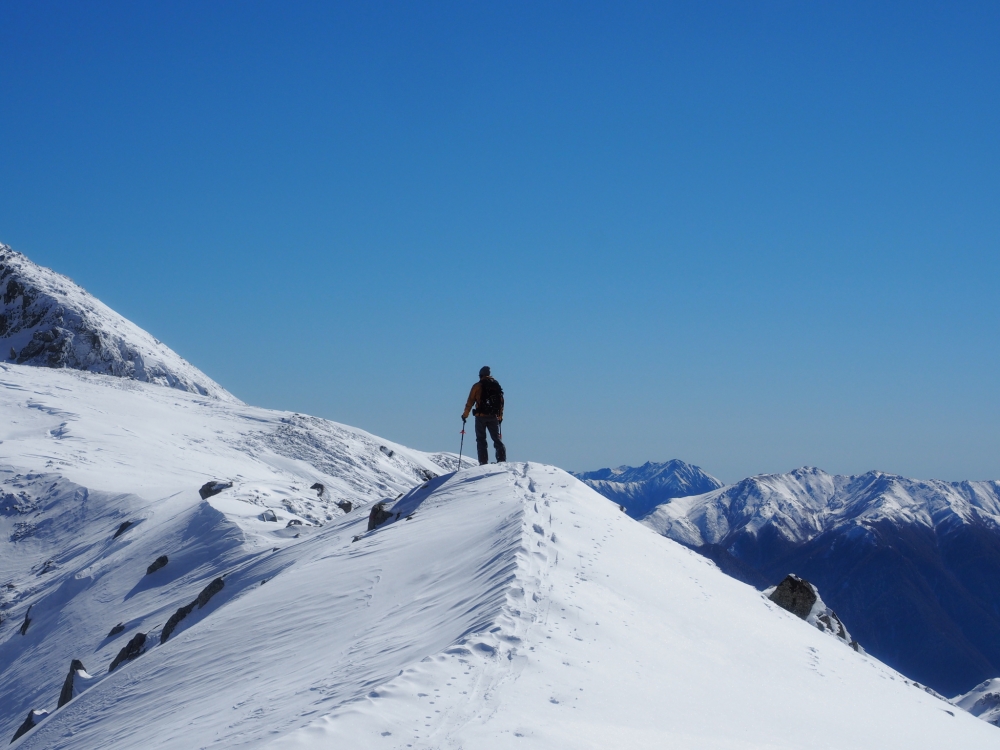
[572,460,723,518]
[580,461,1000,696]
[0,244,234,401]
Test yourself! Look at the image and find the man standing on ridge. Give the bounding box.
[462,366,506,465]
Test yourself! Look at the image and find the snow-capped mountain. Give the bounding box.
[0,244,234,401]
[1,248,997,746]
[642,466,1000,696]
[955,679,1000,727]
[572,459,723,518]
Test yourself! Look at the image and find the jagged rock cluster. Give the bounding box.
[7,499,229,744]
[161,577,225,643]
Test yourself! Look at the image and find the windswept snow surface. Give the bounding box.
[0,244,236,401]
[0,362,463,744]
[7,456,997,746]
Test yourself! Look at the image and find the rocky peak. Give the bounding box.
[0,244,236,401]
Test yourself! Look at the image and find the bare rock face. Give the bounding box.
[161,577,225,643]
[146,555,169,575]
[19,605,31,635]
[337,500,353,513]
[768,574,817,619]
[310,483,325,496]
[108,622,125,638]
[112,520,133,539]
[10,709,48,743]
[367,502,393,531]
[109,632,147,672]
[198,481,232,500]
[57,659,93,708]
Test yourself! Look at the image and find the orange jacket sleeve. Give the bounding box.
[462,382,480,420]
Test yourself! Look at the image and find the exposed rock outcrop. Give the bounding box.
[767,574,816,619]
[367,502,393,531]
[10,709,48,743]
[766,574,861,652]
[112,520,133,539]
[146,555,168,575]
[108,632,147,672]
[337,500,353,513]
[57,659,94,708]
[310,483,325,496]
[19,606,31,636]
[161,577,225,644]
[198,481,232,500]
[107,622,125,638]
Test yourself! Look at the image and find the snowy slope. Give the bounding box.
[642,466,1000,695]
[7,462,997,749]
[0,244,235,400]
[572,459,723,519]
[0,362,466,744]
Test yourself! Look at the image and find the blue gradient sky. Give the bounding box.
[2,2,998,482]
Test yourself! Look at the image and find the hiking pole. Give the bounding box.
[458,419,466,469]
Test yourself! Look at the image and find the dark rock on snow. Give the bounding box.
[112,520,133,539]
[161,577,225,643]
[57,659,87,708]
[337,500,353,513]
[19,606,31,635]
[367,502,393,531]
[310,482,325,496]
[261,510,277,522]
[11,709,48,744]
[198,481,232,500]
[108,632,147,672]
[768,574,816,620]
[146,555,169,575]
[108,622,126,638]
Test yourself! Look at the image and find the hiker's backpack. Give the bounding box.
[478,379,504,417]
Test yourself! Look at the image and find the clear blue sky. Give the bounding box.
[2,1,998,482]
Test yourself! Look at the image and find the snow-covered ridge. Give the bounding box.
[644,465,1000,547]
[7,461,999,748]
[0,244,235,401]
[0,362,466,745]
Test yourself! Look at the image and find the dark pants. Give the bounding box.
[475,415,506,465]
